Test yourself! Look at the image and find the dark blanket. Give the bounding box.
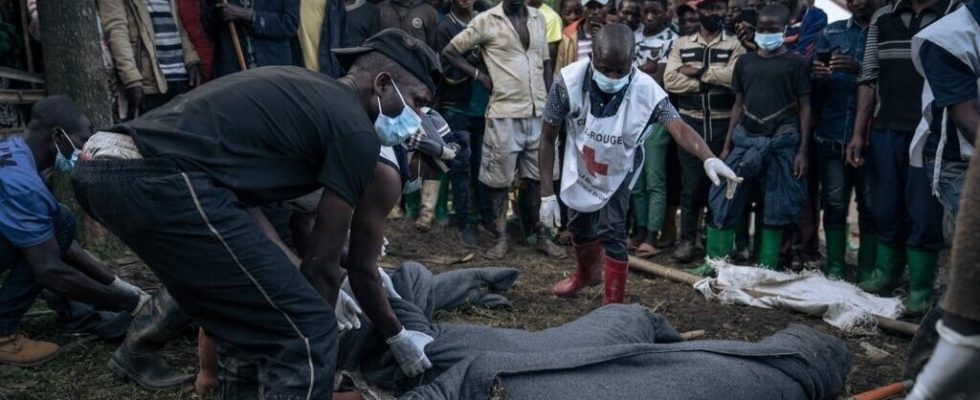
[340,262,851,400]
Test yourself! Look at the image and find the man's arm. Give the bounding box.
[63,242,115,284]
[665,118,716,162]
[300,190,353,308]
[544,59,554,90]
[722,93,744,159]
[98,0,141,88]
[538,121,561,197]
[346,164,403,338]
[250,0,300,39]
[22,239,137,312]
[796,94,812,178]
[846,84,875,166]
[951,101,980,145]
[700,42,746,88]
[918,41,980,144]
[249,208,302,267]
[663,38,700,94]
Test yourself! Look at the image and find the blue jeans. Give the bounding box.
[818,140,874,232]
[0,204,76,335]
[869,129,945,251]
[924,159,967,220]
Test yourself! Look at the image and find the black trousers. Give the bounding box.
[72,159,336,400]
[677,115,728,241]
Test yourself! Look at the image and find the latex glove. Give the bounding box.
[539,195,561,233]
[703,157,742,186]
[907,321,980,400]
[377,268,402,299]
[386,328,434,377]
[335,280,363,331]
[110,275,147,298]
[440,144,458,160]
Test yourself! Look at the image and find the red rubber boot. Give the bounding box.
[553,241,604,297]
[603,257,629,305]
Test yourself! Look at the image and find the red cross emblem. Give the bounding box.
[582,146,608,177]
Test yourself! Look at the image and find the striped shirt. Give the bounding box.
[577,34,592,61]
[857,0,955,132]
[146,0,187,82]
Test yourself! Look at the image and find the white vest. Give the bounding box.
[909,3,977,173]
[558,59,668,212]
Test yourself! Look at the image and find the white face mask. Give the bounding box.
[591,63,631,94]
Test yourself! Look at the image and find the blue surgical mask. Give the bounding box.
[374,81,422,146]
[591,64,631,94]
[754,32,785,52]
[53,128,80,172]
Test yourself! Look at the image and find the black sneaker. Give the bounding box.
[456,225,478,248]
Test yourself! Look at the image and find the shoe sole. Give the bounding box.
[108,357,192,391]
[2,348,61,367]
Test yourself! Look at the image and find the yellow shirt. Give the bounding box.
[299,0,328,71]
[538,3,563,44]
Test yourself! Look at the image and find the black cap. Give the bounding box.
[332,29,442,94]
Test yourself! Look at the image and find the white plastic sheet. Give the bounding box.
[694,262,903,334]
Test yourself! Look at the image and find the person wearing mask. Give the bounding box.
[71,30,441,397]
[99,0,204,119]
[702,4,812,273]
[442,0,563,260]
[0,96,149,367]
[663,0,745,266]
[212,0,300,77]
[845,0,956,314]
[810,0,877,280]
[540,24,738,304]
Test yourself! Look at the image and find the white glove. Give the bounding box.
[703,157,742,186]
[907,321,980,400]
[110,276,151,314]
[377,267,402,299]
[440,144,459,160]
[386,328,434,377]
[335,279,363,331]
[539,195,561,233]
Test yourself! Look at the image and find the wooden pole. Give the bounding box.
[628,256,920,336]
[222,0,248,71]
[847,380,912,400]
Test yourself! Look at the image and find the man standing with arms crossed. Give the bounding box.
[442,0,564,260]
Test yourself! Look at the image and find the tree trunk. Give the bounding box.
[37,0,126,257]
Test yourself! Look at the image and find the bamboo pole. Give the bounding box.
[628,256,920,336]
[222,0,248,71]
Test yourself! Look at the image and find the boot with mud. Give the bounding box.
[109,287,195,390]
[687,227,733,276]
[553,240,604,297]
[603,257,629,305]
[858,243,904,295]
[484,189,510,260]
[416,180,440,231]
[0,331,59,367]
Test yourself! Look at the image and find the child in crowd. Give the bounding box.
[560,0,585,25]
[629,0,679,257]
[702,4,811,271]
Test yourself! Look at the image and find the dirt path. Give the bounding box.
[0,219,913,399]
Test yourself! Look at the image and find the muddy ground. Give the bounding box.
[0,218,915,399]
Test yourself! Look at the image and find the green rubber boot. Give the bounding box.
[758,228,783,270]
[687,227,733,277]
[732,214,752,260]
[405,190,421,220]
[824,229,847,279]
[435,175,450,224]
[856,233,878,282]
[903,249,939,315]
[858,243,904,294]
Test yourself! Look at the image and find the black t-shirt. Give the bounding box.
[113,66,380,206]
[732,51,812,134]
[344,1,381,47]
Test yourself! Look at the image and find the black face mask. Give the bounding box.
[699,13,723,32]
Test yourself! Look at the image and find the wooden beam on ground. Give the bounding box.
[0,89,45,104]
[628,256,920,336]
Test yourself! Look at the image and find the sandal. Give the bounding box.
[635,242,663,258]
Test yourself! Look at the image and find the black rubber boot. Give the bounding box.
[109,287,195,390]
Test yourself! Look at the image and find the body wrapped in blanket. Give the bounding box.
[338,262,850,400]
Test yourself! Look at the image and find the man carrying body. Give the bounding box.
[664,0,745,263]
[540,24,738,305]
[442,0,563,259]
[72,29,439,399]
[1,96,148,366]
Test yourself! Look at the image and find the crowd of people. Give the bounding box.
[1,0,978,398]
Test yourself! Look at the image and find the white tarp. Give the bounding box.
[693,262,903,334]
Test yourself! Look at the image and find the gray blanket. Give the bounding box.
[340,262,851,400]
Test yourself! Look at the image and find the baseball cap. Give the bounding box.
[585,0,610,6]
[677,1,698,13]
[333,29,442,94]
